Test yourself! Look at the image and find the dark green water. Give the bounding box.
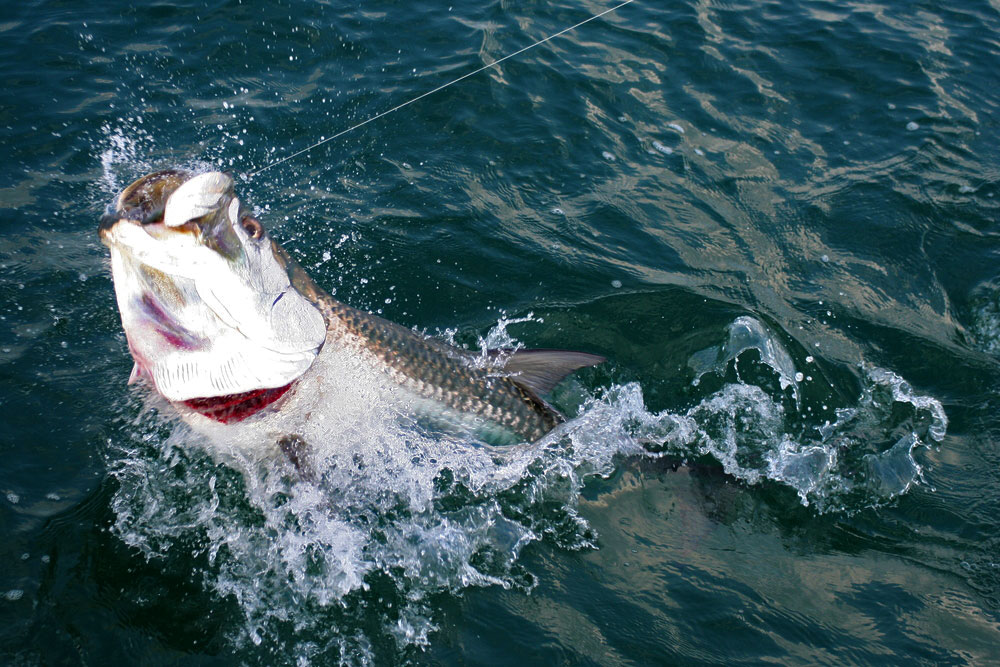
[3,0,1000,663]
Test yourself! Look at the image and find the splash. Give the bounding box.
[108,315,946,663]
[689,316,800,401]
[681,317,945,508]
[97,122,219,208]
[99,123,147,196]
[437,311,541,370]
[682,365,944,509]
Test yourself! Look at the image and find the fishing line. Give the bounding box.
[245,0,636,178]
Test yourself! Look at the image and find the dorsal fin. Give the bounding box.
[499,349,605,395]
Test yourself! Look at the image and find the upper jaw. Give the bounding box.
[98,212,119,241]
[98,207,149,246]
[98,169,236,247]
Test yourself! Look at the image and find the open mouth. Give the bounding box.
[99,169,228,250]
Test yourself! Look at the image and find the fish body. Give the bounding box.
[100,170,603,445]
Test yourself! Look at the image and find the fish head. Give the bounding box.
[99,169,327,402]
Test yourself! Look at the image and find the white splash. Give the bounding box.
[108,314,947,661]
[689,316,800,401]
[99,124,143,196]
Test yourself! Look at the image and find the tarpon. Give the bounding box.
[99,170,604,460]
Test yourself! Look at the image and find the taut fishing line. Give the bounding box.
[245,0,636,178]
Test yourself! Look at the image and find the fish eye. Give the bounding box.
[241,216,264,240]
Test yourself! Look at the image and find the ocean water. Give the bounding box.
[2,0,1000,663]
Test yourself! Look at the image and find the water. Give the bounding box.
[3,0,1000,663]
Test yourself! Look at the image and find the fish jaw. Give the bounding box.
[101,171,327,402]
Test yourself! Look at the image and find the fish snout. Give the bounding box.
[97,203,165,245]
[98,212,119,240]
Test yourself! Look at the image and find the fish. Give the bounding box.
[99,169,604,459]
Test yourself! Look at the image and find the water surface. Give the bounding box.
[2,0,1000,663]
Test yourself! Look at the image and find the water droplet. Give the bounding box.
[611,280,622,288]
[906,121,919,131]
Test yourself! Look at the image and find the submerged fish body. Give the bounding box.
[100,170,604,447]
